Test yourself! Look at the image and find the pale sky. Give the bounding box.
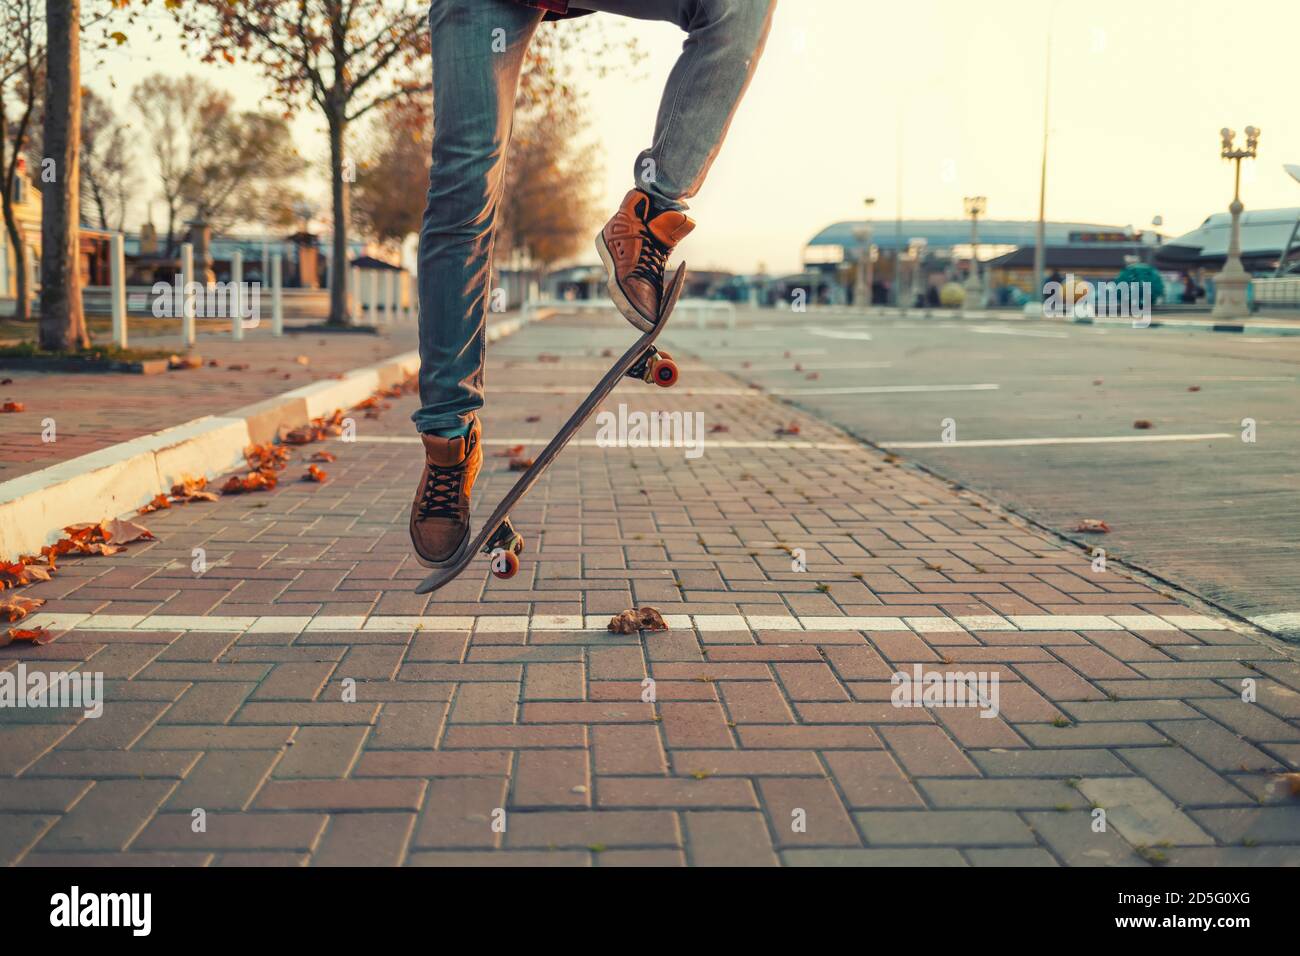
[89,0,1300,275]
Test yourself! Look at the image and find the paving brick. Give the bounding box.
[1117,747,1251,807]
[824,751,923,808]
[273,726,368,779]
[167,750,281,812]
[855,810,1035,847]
[371,701,447,749]
[505,810,680,849]
[513,750,590,808]
[1075,778,1214,846]
[719,681,794,723]
[133,812,328,851]
[592,724,667,775]
[37,779,176,852]
[254,779,425,811]
[683,811,779,866]
[879,725,979,777]
[757,778,860,848]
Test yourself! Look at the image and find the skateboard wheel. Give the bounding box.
[491,549,520,580]
[651,357,678,388]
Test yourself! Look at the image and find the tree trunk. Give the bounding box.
[39,0,87,352]
[327,107,351,325]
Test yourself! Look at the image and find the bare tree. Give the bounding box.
[0,0,44,323]
[170,1,430,326]
[79,87,133,231]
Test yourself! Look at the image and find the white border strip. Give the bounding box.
[881,433,1234,449]
[22,611,1235,636]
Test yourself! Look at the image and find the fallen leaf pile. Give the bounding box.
[310,451,336,463]
[607,607,670,634]
[303,464,328,483]
[139,475,218,514]
[283,410,346,445]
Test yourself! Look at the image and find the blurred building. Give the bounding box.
[804,218,1144,305]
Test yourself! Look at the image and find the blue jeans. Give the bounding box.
[413,0,775,433]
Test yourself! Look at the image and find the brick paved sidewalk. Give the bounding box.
[0,321,418,483]
[3,311,1298,866]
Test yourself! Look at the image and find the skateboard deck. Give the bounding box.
[415,264,688,595]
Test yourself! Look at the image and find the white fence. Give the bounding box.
[1252,277,1300,307]
[73,233,416,347]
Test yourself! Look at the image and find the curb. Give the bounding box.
[0,310,550,560]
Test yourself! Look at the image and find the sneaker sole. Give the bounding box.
[410,521,474,570]
[596,233,657,334]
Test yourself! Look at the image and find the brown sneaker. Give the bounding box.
[409,417,481,567]
[596,188,695,332]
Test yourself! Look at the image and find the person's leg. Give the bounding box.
[588,0,775,210]
[589,0,775,328]
[409,0,542,567]
[413,0,544,437]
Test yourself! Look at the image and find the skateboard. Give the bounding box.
[415,264,687,595]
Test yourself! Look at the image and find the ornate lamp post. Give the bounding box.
[1211,126,1260,319]
[963,195,987,310]
[853,197,876,309]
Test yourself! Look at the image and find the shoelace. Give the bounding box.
[629,225,670,298]
[417,464,465,520]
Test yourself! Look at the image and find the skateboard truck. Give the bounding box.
[484,519,524,580]
[626,347,679,388]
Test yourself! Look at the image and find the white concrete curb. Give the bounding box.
[0,311,553,560]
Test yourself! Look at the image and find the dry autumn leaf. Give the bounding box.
[303,464,328,483]
[496,444,525,458]
[4,626,53,645]
[607,607,669,634]
[1073,519,1112,533]
[1,401,24,413]
[0,595,45,622]
[508,457,535,471]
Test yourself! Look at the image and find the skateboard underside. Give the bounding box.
[414,264,688,595]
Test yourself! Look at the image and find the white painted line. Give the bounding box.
[352,436,859,451]
[955,614,1016,631]
[716,362,894,372]
[489,386,759,396]
[693,615,750,631]
[771,384,1000,397]
[1251,613,1300,633]
[905,616,969,633]
[807,327,874,341]
[966,325,1070,339]
[880,433,1233,449]
[22,611,1238,637]
[1008,615,1122,630]
[1110,614,1177,631]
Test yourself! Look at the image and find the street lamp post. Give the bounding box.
[964,196,987,310]
[1211,125,1260,319]
[854,197,876,310]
